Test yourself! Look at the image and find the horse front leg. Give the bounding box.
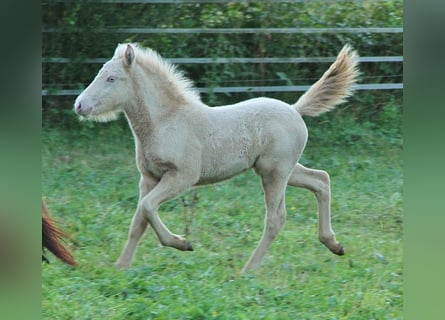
[139,169,196,252]
[115,175,157,269]
[287,163,344,256]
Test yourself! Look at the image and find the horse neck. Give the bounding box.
[123,96,154,142]
[126,66,198,134]
[123,89,182,143]
[123,65,201,141]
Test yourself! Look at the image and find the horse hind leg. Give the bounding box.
[288,163,344,256]
[241,172,288,273]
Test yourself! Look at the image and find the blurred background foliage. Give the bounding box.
[42,0,402,138]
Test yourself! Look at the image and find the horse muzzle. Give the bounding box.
[74,99,93,116]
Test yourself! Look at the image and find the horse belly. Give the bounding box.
[195,101,304,185]
[197,153,254,185]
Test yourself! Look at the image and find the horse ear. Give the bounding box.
[124,44,135,66]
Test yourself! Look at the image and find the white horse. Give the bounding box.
[74,43,359,273]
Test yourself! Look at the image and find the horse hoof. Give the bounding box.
[172,236,194,251]
[185,240,194,251]
[332,244,345,256]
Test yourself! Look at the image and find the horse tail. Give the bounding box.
[293,44,359,117]
[42,202,77,266]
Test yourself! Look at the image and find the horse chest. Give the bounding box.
[136,151,175,179]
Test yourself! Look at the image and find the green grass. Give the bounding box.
[42,120,402,319]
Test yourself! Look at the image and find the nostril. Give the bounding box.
[74,99,93,116]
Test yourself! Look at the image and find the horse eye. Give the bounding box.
[107,76,116,82]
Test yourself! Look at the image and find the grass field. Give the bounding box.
[42,117,402,319]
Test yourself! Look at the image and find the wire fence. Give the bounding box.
[42,3,403,97]
[43,27,403,34]
[42,45,404,96]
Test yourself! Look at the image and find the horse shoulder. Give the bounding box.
[134,115,205,179]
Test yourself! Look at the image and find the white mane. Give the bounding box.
[114,43,201,104]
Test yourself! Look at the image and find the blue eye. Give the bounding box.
[107,76,116,82]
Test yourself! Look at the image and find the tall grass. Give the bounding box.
[42,109,402,319]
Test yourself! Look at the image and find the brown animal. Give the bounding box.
[42,203,76,265]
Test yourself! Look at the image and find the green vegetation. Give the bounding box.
[42,0,402,125]
[42,103,402,318]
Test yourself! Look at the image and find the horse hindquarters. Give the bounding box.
[242,137,300,272]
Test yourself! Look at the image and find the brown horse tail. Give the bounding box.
[42,203,77,266]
